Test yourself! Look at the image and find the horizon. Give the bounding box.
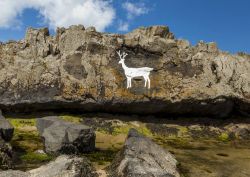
[0,0,249,54]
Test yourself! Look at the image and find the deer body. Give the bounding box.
[117,51,153,89]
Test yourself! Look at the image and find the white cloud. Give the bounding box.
[118,1,149,32]
[122,2,149,19]
[118,21,129,32]
[0,0,115,31]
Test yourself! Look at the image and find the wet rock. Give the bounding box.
[109,128,180,177]
[0,111,14,142]
[36,116,95,154]
[0,155,98,177]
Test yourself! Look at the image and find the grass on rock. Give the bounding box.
[218,132,230,142]
[59,115,83,124]
[7,118,53,170]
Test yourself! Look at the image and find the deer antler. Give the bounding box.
[116,50,122,59]
[117,50,128,59]
[122,52,128,59]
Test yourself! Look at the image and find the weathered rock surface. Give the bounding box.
[0,155,98,177]
[0,137,13,170]
[225,123,250,140]
[0,111,13,170]
[0,111,14,142]
[36,116,95,154]
[109,128,180,177]
[0,25,250,117]
[0,170,27,177]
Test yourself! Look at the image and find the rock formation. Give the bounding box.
[0,111,14,142]
[0,25,249,117]
[108,128,180,177]
[0,110,13,169]
[0,155,98,177]
[0,138,12,170]
[36,116,95,154]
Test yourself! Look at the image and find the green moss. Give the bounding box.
[178,126,188,135]
[8,119,44,152]
[96,128,110,134]
[12,131,43,152]
[218,133,229,142]
[59,115,82,124]
[112,124,152,137]
[153,135,194,149]
[20,152,53,163]
[6,118,55,170]
[8,119,36,128]
[84,149,118,165]
[112,126,131,135]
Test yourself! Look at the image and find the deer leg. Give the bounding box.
[129,77,132,88]
[144,76,147,87]
[127,77,131,88]
[148,77,151,89]
[126,78,129,88]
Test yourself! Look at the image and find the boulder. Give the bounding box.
[225,123,250,140]
[0,111,14,142]
[109,128,180,177]
[0,155,98,177]
[128,26,171,38]
[29,155,98,177]
[0,110,3,119]
[0,25,250,117]
[36,116,95,154]
[0,170,27,177]
[0,137,13,170]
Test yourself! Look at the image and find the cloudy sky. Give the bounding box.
[0,0,249,53]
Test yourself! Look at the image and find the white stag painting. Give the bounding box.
[117,50,153,89]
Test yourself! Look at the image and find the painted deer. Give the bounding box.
[117,50,153,89]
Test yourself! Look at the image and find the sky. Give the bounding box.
[0,0,249,54]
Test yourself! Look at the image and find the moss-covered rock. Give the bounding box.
[7,118,53,170]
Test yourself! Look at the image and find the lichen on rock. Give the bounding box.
[0,25,249,117]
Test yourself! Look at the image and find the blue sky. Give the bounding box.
[0,0,249,53]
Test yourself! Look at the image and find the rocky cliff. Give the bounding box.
[0,25,249,117]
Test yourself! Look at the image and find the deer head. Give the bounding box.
[117,50,128,64]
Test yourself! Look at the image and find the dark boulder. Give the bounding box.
[225,123,250,140]
[109,128,180,177]
[36,116,95,154]
[0,137,13,170]
[0,110,14,142]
